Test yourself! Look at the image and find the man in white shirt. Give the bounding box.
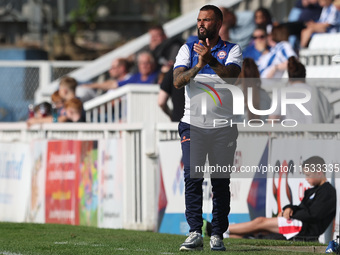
[173,4,242,252]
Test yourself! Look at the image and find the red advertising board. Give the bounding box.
[45,140,81,225]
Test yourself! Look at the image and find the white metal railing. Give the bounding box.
[83,84,170,124]
[334,55,340,63]
[299,33,340,66]
[156,122,340,141]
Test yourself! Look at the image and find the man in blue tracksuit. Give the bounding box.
[173,4,243,252]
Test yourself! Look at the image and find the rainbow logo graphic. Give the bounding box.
[197,81,222,106]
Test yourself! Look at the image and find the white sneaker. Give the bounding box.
[210,235,226,251]
[179,231,203,251]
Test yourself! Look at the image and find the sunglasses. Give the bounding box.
[252,35,266,39]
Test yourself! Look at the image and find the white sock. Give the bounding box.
[223,229,230,238]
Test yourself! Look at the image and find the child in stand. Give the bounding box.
[64,98,85,122]
[27,76,79,127]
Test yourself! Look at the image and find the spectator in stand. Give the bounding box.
[254,7,273,34]
[224,156,336,241]
[219,7,237,41]
[242,25,270,63]
[295,0,322,22]
[77,58,132,100]
[118,51,159,87]
[33,102,52,118]
[26,76,78,127]
[300,0,339,47]
[283,0,322,51]
[269,56,334,123]
[237,58,271,122]
[51,90,65,117]
[58,76,78,102]
[64,98,85,122]
[258,25,296,78]
[157,65,184,122]
[134,24,183,77]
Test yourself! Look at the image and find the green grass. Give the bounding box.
[0,222,326,254]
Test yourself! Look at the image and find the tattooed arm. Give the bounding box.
[173,66,201,89]
[208,58,241,79]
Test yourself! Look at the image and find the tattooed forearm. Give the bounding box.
[209,58,241,79]
[173,66,201,89]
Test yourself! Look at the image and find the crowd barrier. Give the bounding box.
[0,122,339,244]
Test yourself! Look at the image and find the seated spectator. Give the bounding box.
[237,58,271,121]
[269,56,334,123]
[300,0,339,47]
[284,0,322,50]
[157,65,184,122]
[51,90,65,117]
[64,98,85,122]
[258,25,297,78]
[254,7,273,34]
[33,102,52,118]
[77,58,132,100]
[294,0,322,22]
[134,25,183,74]
[26,76,78,127]
[118,51,159,87]
[242,25,270,63]
[58,76,78,102]
[225,156,336,241]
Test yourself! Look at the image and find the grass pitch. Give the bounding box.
[0,222,326,254]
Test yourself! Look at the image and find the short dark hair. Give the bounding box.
[302,156,326,173]
[271,24,289,42]
[116,58,132,72]
[200,5,223,22]
[254,25,267,35]
[288,56,306,82]
[148,24,165,34]
[59,76,78,92]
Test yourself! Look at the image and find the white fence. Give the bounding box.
[0,122,339,240]
[83,85,170,124]
[299,33,340,66]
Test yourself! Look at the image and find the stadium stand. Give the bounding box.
[299,33,340,66]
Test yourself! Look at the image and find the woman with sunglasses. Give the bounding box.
[243,25,270,63]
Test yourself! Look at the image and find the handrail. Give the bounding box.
[156,122,340,133]
[83,84,159,111]
[333,55,340,63]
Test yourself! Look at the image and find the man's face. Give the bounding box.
[149,29,166,50]
[138,54,154,76]
[109,60,122,79]
[197,10,220,41]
